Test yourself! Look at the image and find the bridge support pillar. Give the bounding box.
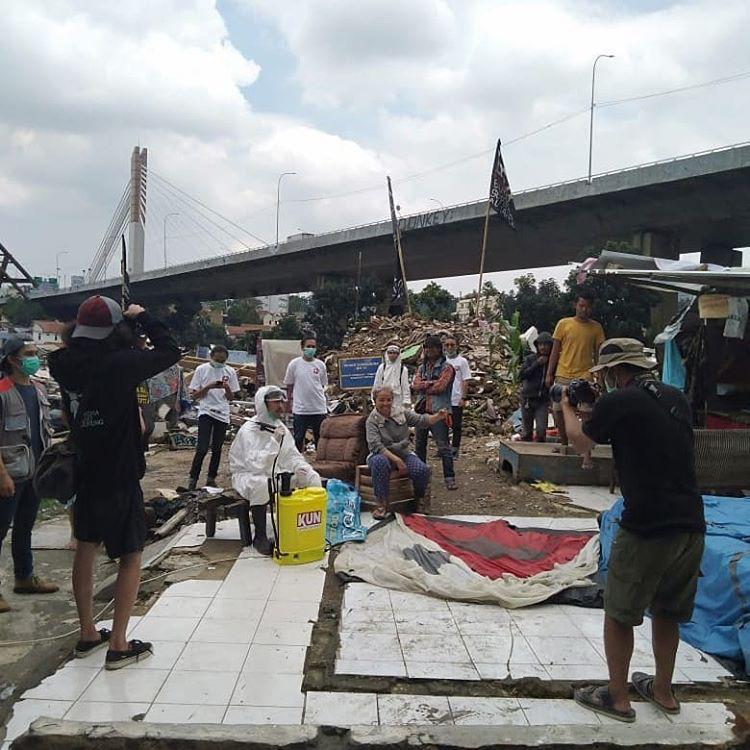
[128,146,147,275]
[631,231,679,337]
[631,230,678,260]
[700,243,742,267]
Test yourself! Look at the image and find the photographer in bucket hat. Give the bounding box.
[561,338,705,723]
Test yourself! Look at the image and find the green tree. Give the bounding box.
[410,282,457,321]
[265,314,303,341]
[181,316,229,349]
[305,276,388,350]
[2,297,47,327]
[287,295,308,315]
[225,298,262,325]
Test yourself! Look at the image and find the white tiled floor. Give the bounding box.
[4,553,326,741]
[335,576,732,685]
[2,514,736,742]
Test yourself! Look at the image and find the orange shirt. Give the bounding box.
[552,317,605,380]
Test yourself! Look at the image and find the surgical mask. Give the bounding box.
[445,348,457,359]
[210,361,225,370]
[303,347,316,359]
[605,370,618,393]
[20,356,41,377]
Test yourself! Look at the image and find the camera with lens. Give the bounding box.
[549,378,597,407]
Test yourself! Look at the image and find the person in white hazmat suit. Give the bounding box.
[229,385,322,555]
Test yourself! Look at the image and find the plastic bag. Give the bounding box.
[326,479,367,547]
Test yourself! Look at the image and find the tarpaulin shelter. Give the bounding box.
[600,496,750,675]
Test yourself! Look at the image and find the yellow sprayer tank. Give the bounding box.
[274,487,328,566]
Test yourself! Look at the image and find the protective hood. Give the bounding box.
[253,385,285,425]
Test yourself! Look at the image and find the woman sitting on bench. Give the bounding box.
[366,386,448,519]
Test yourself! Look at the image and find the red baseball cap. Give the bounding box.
[72,296,124,340]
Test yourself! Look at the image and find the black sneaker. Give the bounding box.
[186,478,197,491]
[205,477,218,488]
[74,628,111,658]
[105,640,153,670]
[252,536,273,557]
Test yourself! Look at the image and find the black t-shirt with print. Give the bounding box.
[583,381,704,537]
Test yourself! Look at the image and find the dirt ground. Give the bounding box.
[141,433,594,519]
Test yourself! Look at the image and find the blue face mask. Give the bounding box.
[605,370,618,393]
[210,361,225,370]
[303,347,316,359]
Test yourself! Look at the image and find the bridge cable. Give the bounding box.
[150,171,268,246]
[149,176,265,253]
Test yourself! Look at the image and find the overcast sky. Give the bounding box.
[1,0,749,297]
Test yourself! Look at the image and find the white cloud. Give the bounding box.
[1,0,749,289]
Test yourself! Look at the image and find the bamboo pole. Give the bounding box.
[395,220,411,315]
[475,199,492,319]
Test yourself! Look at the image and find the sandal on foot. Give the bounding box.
[574,685,636,723]
[105,639,153,670]
[74,628,111,658]
[632,671,680,715]
[372,505,389,520]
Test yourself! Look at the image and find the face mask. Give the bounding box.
[445,349,457,359]
[605,370,618,393]
[303,347,316,358]
[20,356,41,377]
[210,361,225,370]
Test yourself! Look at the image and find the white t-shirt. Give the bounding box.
[447,355,471,407]
[283,356,328,415]
[190,362,240,424]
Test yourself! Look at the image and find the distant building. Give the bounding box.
[32,320,66,345]
[456,294,500,322]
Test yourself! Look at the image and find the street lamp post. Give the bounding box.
[55,251,69,287]
[276,172,297,250]
[588,53,615,184]
[163,212,180,268]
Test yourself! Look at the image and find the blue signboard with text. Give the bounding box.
[339,356,382,390]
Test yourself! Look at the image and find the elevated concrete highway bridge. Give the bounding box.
[34,142,750,317]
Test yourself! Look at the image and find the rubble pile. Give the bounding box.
[324,314,518,435]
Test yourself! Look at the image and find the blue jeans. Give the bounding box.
[415,420,455,479]
[0,480,41,583]
[367,453,431,502]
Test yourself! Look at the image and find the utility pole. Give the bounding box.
[588,54,614,184]
[128,146,148,273]
[55,251,68,286]
[276,172,296,251]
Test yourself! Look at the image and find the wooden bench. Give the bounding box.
[199,490,253,546]
[355,464,430,514]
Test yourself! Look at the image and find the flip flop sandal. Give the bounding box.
[574,685,636,723]
[372,505,389,520]
[632,671,681,715]
[74,628,111,658]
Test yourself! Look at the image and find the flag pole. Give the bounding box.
[475,199,491,319]
[395,217,411,315]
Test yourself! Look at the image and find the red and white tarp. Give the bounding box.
[334,514,599,608]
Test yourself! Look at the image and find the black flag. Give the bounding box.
[386,176,406,316]
[488,139,515,229]
[120,235,131,309]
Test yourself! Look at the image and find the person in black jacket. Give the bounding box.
[49,296,181,670]
[519,332,553,442]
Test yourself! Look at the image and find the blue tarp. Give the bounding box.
[600,495,750,674]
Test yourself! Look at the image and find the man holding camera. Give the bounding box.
[562,338,705,723]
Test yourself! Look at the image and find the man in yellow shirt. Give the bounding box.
[545,292,605,468]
